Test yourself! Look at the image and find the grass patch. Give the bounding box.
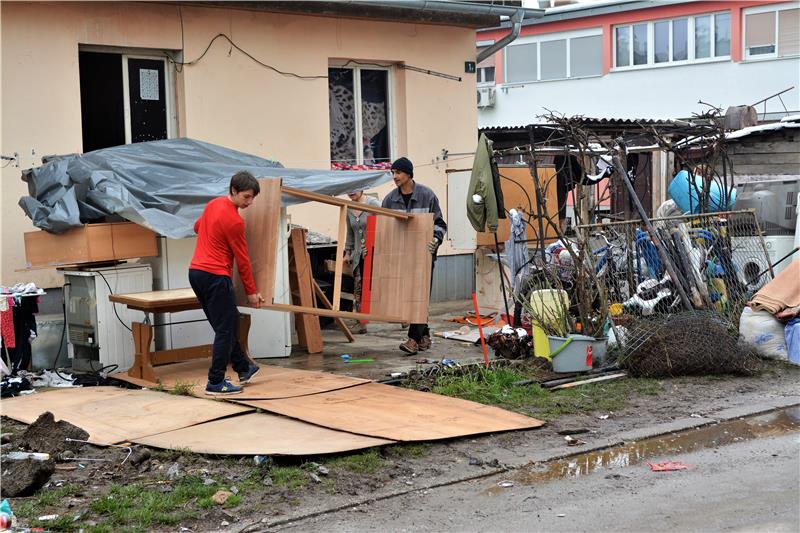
[151,447,195,462]
[269,466,308,489]
[169,380,197,396]
[326,449,385,474]
[14,483,84,520]
[430,365,662,421]
[387,443,431,458]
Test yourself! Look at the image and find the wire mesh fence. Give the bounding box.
[577,209,772,358]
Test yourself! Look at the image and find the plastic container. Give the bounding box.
[529,289,568,334]
[668,169,737,214]
[548,334,608,373]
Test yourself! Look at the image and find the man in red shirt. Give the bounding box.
[189,171,265,395]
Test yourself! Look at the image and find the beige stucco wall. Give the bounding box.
[1,2,477,288]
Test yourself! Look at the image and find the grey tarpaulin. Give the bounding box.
[19,138,392,239]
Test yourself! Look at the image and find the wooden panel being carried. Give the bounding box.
[236,382,544,442]
[112,359,368,399]
[369,213,434,325]
[288,228,323,353]
[234,178,282,305]
[0,387,251,444]
[134,412,394,455]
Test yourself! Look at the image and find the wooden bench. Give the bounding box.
[109,288,251,383]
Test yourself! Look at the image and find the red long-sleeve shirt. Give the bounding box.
[190,197,257,295]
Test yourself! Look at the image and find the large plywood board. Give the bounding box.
[369,214,434,324]
[477,166,559,247]
[0,387,251,444]
[134,412,394,455]
[112,359,368,399]
[236,382,544,442]
[235,178,282,306]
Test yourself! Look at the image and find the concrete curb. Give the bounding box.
[235,396,800,532]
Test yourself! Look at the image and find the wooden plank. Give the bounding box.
[134,412,394,456]
[730,153,800,166]
[369,213,434,324]
[729,140,799,155]
[112,359,370,400]
[235,382,545,442]
[234,178,282,306]
[150,344,213,365]
[359,215,377,321]
[0,387,251,444]
[476,166,559,247]
[282,186,411,220]
[288,228,323,353]
[548,373,628,390]
[731,163,800,176]
[109,288,198,312]
[313,281,355,342]
[332,205,348,311]
[264,302,403,323]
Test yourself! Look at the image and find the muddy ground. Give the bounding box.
[2,357,799,532]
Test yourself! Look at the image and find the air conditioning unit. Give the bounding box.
[477,87,496,108]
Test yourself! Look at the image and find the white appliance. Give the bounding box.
[143,210,292,358]
[731,235,796,290]
[63,264,153,372]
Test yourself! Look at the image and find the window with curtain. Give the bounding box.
[745,6,800,58]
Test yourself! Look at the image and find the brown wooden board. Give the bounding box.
[133,412,394,455]
[24,222,157,268]
[369,213,434,324]
[288,228,323,352]
[112,359,368,399]
[0,387,251,444]
[235,382,544,442]
[234,178,282,305]
[477,166,559,246]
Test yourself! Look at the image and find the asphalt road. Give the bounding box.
[277,432,800,532]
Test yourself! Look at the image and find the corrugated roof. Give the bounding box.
[480,117,694,131]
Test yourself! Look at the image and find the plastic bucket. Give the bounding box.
[548,335,608,373]
[529,289,568,336]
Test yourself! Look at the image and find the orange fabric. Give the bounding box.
[190,197,257,295]
[750,260,800,315]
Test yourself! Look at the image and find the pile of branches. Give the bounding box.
[486,329,534,360]
[618,312,761,378]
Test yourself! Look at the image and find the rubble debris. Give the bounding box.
[212,490,233,505]
[0,455,56,497]
[166,463,181,481]
[13,412,89,456]
[647,461,691,472]
[127,448,151,466]
[497,480,514,488]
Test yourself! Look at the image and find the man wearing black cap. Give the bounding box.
[382,157,447,355]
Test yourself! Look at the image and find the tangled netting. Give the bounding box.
[617,312,761,378]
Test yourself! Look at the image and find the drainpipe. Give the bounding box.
[477,8,526,64]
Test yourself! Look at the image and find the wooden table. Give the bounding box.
[109,288,251,383]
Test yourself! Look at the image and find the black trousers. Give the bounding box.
[188,269,250,384]
[408,259,435,342]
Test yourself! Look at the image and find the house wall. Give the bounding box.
[477,0,800,127]
[1,2,478,289]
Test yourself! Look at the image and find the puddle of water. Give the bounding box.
[487,407,800,493]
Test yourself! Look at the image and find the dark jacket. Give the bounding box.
[381,182,447,245]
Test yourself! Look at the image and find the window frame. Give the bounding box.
[328,61,395,167]
[476,41,497,87]
[502,27,603,86]
[79,45,178,145]
[743,2,799,61]
[612,11,732,71]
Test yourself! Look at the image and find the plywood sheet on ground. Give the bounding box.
[0,387,250,444]
[112,359,369,399]
[235,382,544,441]
[235,178,282,306]
[134,412,394,455]
[370,214,434,324]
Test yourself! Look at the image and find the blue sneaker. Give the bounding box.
[238,364,261,385]
[205,379,242,396]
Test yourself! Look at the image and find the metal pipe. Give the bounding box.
[477,8,527,64]
[350,1,543,19]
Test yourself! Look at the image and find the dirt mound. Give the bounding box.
[13,411,89,456]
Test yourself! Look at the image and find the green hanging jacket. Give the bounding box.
[467,133,499,232]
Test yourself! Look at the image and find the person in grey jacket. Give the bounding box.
[345,189,380,333]
[381,157,447,355]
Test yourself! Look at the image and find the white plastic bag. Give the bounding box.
[739,306,788,360]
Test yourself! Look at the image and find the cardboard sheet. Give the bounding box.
[235,178,282,305]
[235,382,544,441]
[370,214,434,324]
[434,327,499,343]
[112,360,369,399]
[0,387,251,444]
[134,412,394,455]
